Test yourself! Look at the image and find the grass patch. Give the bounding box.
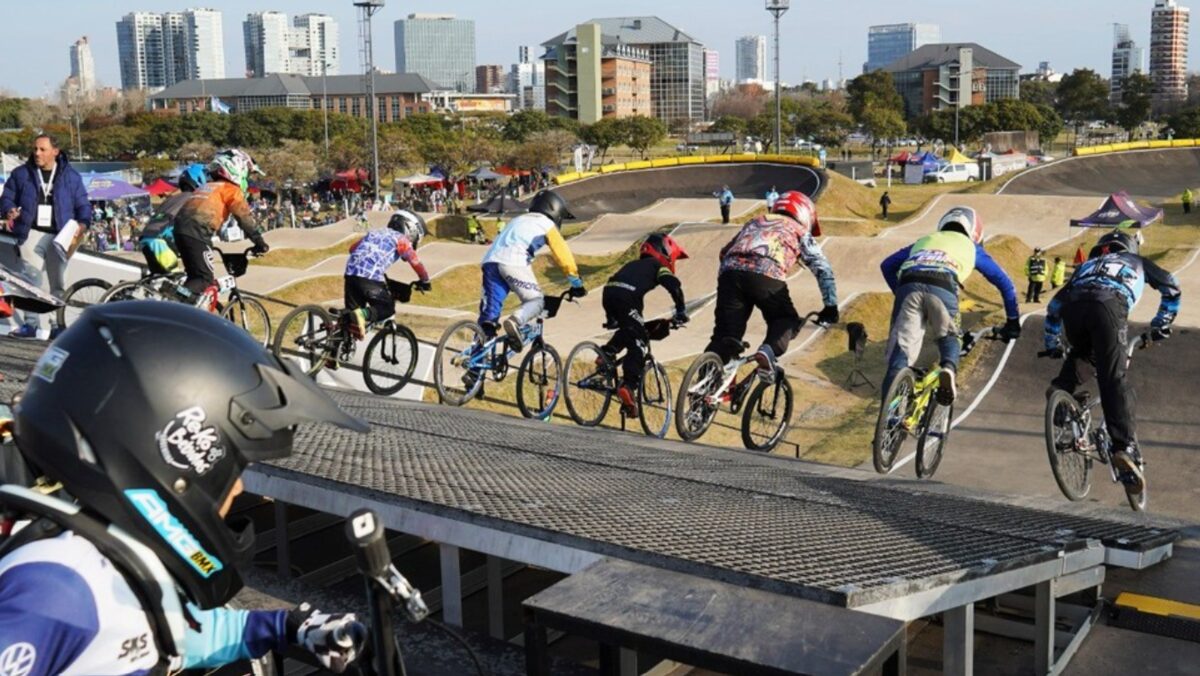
[1043,212,1200,275]
[818,172,1007,236]
[254,242,350,270]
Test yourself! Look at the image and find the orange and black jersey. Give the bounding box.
[175,180,259,239]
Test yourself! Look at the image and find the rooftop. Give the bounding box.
[544,16,699,48]
[881,42,1021,72]
[148,73,439,100]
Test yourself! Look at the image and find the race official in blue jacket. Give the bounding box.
[0,134,92,338]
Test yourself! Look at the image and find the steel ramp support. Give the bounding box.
[943,603,974,675]
[487,554,505,639]
[273,500,291,579]
[440,543,463,627]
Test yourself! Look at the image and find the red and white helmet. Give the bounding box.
[772,190,821,236]
[937,206,984,244]
[640,233,689,273]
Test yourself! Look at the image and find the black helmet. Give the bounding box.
[14,302,368,608]
[528,189,575,228]
[387,209,427,248]
[1090,229,1140,258]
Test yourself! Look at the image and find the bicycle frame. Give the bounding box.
[902,369,941,430]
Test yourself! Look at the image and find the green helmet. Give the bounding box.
[209,148,261,194]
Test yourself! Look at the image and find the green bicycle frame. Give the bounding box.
[904,368,942,430]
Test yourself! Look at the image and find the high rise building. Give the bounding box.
[518,45,531,64]
[544,17,706,123]
[476,65,505,93]
[291,14,339,76]
[116,12,166,89]
[70,36,96,93]
[865,23,940,72]
[883,43,1020,118]
[244,11,290,78]
[118,9,226,89]
[510,46,546,110]
[704,49,720,100]
[735,35,766,83]
[394,14,476,92]
[1150,0,1190,106]
[186,8,225,80]
[541,23,652,123]
[1111,24,1146,103]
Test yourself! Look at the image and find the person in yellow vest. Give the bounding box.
[879,207,1021,404]
[1051,256,1067,289]
[1183,188,1193,215]
[1025,247,1048,303]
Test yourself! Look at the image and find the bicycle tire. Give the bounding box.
[1127,482,1147,512]
[873,368,916,474]
[915,400,954,478]
[675,352,725,441]
[741,377,794,452]
[516,343,562,419]
[221,295,271,347]
[56,278,111,328]
[435,320,487,406]
[563,342,614,427]
[363,323,419,395]
[1044,389,1092,501]
[272,305,337,378]
[638,360,672,438]
[101,279,157,303]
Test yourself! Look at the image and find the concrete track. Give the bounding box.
[1002,148,1200,200]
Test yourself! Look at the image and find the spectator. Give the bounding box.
[765,186,780,210]
[0,133,92,339]
[1051,256,1067,290]
[1025,247,1048,303]
[880,191,892,219]
[1183,188,1193,215]
[714,185,734,224]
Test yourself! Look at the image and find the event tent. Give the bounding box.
[145,178,178,196]
[946,148,973,164]
[395,173,441,186]
[468,167,505,181]
[85,176,149,200]
[1069,191,1163,228]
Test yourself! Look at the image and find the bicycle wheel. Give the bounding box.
[638,360,672,438]
[916,400,954,479]
[221,295,271,347]
[101,280,157,303]
[517,343,562,419]
[563,342,614,427]
[675,352,725,442]
[272,305,337,377]
[873,368,916,474]
[435,320,487,406]
[741,377,794,452]
[363,323,419,395]
[57,278,111,328]
[1044,389,1091,501]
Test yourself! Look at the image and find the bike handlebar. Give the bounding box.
[1039,328,1169,360]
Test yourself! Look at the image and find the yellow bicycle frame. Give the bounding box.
[903,368,943,430]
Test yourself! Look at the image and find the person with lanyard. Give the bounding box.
[0,133,92,340]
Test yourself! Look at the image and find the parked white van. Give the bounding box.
[925,163,980,183]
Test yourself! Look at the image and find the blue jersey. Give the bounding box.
[1045,251,1181,347]
[0,529,289,674]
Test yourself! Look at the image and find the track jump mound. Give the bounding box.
[1003,148,1200,200]
[558,163,825,220]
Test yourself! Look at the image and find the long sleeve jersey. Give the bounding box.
[1044,251,1181,347]
[344,229,429,282]
[881,234,1020,320]
[719,214,838,307]
[482,212,579,278]
[605,257,686,314]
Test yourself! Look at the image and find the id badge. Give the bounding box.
[36,204,52,227]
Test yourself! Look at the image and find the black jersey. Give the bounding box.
[604,257,686,313]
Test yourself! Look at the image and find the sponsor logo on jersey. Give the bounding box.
[125,488,224,577]
[0,642,36,676]
[156,406,226,476]
[118,633,151,662]
[32,347,69,384]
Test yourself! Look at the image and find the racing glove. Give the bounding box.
[672,309,690,326]
[1151,325,1173,342]
[999,318,1022,342]
[415,280,432,292]
[249,233,270,256]
[816,304,839,326]
[288,603,365,674]
[567,276,587,298]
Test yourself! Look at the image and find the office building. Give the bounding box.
[161,12,189,86]
[865,23,940,73]
[1150,0,1190,106]
[394,14,475,92]
[476,65,505,93]
[544,17,706,123]
[704,49,721,99]
[117,9,226,89]
[70,36,96,93]
[735,35,766,83]
[882,43,1020,118]
[116,12,166,89]
[149,73,436,119]
[186,8,224,80]
[1111,24,1146,103]
[244,12,339,78]
[541,23,652,123]
[510,46,546,110]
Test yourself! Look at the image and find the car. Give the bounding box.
[924,163,980,184]
[675,143,700,153]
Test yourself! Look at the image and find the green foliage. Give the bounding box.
[710,115,748,137]
[0,98,25,129]
[579,117,625,163]
[1020,80,1059,108]
[82,125,143,159]
[847,71,906,141]
[133,156,176,180]
[1166,107,1200,138]
[1034,105,1064,148]
[502,109,554,143]
[621,116,666,159]
[1056,69,1110,126]
[1116,72,1154,134]
[916,100,1063,146]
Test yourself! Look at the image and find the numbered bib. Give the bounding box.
[217,275,237,292]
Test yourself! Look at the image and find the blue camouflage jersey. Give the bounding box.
[1044,251,1181,348]
[344,228,427,283]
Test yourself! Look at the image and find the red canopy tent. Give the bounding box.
[145,178,178,196]
[888,151,914,164]
[331,168,369,192]
[495,166,531,177]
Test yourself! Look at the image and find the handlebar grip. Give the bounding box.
[1036,349,1060,358]
[329,621,367,649]
[345,509,390,578]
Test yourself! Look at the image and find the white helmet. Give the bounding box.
[387,210,426,248]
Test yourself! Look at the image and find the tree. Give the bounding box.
[1034,105,1064,149]
[1056,69,1110,133]
[860,107,907,146]
[1116,72,1154,135]
[709,115,748,138]
[579,117,624,164]
[177,141,216,163]
[620,116,667,159]
[847,70,905,122]
[254,139,321,197]
[526,129,576,165]
[507,136,560,171]
[709,86,769,120]
[1020,80,1059,108]
[133,156,176,181]
[376,125,418,181]
[0,98,25,128]
[82,125,142,159]
[420,129,501,184]
[1166,106,1200,138]
[502,109,556,143]
[748,111,793,152]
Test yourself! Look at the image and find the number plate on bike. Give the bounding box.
[217,275,236,292]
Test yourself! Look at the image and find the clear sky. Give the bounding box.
[0,0,1185,97]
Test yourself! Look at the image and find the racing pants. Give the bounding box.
[882,282,960,398]
[344,276,394,324]
[478,262,543,334]
[704,269,802,364]
[1051,296,1137,452]
[602,288,649,387]
[175,232,217,297]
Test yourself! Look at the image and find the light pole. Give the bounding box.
[322,60,330,158]
[766,0,790,154]
[354,0,385,198]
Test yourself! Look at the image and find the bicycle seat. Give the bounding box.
[910,367,928,379]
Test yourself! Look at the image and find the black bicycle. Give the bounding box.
[1040,330,1166,511]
